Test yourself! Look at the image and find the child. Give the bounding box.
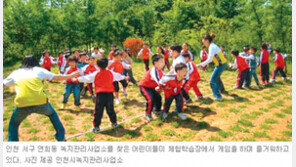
[137,43,154,71]
[76,57,129,133]
[92,47,101,59]
[230,50,251,89]
[109,44,116,60]
[259,43,270,85]
[62,56,83,111]
[270,48,287,82]
[78,53,89,68]
[139,54,165,121]
[163,44,171,70]
[160,63,188,120]
[183,53,203,99]
[109,49,131,105]
[73,50,81,61]
[181,43,194,61]
[81,57,99,100]
[39,50,56,71]
[57,51,65,73]
[245,47,260,86]
[170,43,192,104]
[122,49,137,85]
[200,45,208,71]
[60,53,70,74]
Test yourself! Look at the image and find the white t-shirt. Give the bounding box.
[91,52,101,59]
[200,42,221,67]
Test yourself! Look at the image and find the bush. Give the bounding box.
[123,38,144,57]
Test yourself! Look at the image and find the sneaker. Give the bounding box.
[61,103,67,109]
[162,112,168,120]
[214,97,223,102]
[145,114,153,122]
[269,79,275,83]
[112,123,120,128]
[74,106,81,112]
[92,127,100,134]
[186,98,193,104]
[233,86,242,89]
[115,99,120,105]
[220,89,228,94]
[122,89,128,97]
[178,113,187,120]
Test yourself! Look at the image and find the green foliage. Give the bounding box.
[4,0,292,71]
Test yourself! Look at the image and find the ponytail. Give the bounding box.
[203,33,217,42]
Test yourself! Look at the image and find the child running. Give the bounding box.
[108,49,131,105]
[270,48,287,82]
[75,58,129,133]
[62,56,84,111]
[137,43,154,71]
[183,53,203,99]
[230,50,251,89]
[160,63,188,120]
[139,54,165,121]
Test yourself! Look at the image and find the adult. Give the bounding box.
[197,34,227,101]
[3,56,80,141]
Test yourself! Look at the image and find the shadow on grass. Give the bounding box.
[198,97,214,105]
[186,105,217,119]
[122,99,146,107]
[99,121,148,139]
[165,116,221,132]
[59,108,94,115]
[227,93,249,102]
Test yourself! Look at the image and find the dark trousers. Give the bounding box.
[123,69,137,84]
[163,93,184,113]
[139,87,162,115]
[93,93,117,127]
[181,80,191,100]
[8,103,65,141]
[113,80,128,92]
[86,83,94,95]
[272,67,286,79]
[260,63,269,83]
[143,59,149,71]
[237,68,251,88]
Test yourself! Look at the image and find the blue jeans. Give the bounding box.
[8,103,65,141]
[210,63,226,99]
[62,83,81,106]
[250,68,259,85]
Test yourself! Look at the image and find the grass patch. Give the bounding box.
[142,125,153,132]
[237,119,253,127]
[218,131,233,138]
[229,125,249,133]
[62,115,74,121]
[209,136,222,141]
[150,119,163,127]
[282,131,292,137]
[161,129,176,137]
[144,133,159,141]
[229,108,239,114]
[264,118,278,124]
[260,123,272,130]
[253,131,269,138]
[273,113,285,118]
[85,132,95,141]
[27,128,40,134]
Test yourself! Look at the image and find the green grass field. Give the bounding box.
[3,60,292,141]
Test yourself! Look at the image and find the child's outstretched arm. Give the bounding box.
[122,61,131,70]
[76,71,98,83]
[51,71,80,81]
[137,49,143,58]
[111,71,130,81]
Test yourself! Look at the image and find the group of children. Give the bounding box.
[230,43,288,89]
[37,41,289,134]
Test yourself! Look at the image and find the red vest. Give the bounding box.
[261,50,270,64]
[162,76,184,98]
[108,61,124,74]
[275,53,285,68]
[109,51,114,60]
[94,69,115,93]
[66,67,80,84]
[58,56,63,66]
[43,56,52,70]
[236,56,249,72]
[141,48,150,60]
[201,51,207,61]
[164,50,170,59]
[139,68,164,88]
[189,62,200,82]
[84,65,97,74]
